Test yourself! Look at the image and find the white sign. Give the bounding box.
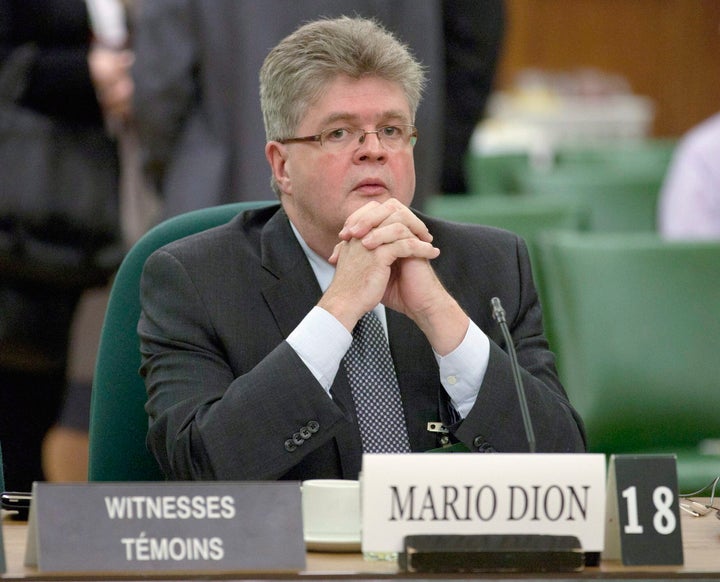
[361,453,606,554]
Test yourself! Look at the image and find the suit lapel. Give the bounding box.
[258,209,362,476]
[259,209,321,337]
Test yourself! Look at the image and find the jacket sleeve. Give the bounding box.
[444,230,587,453]
[138,247,352,481]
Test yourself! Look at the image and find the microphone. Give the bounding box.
[491,297,536,453]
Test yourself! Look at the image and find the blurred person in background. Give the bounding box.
[440,0,505,194]
[130,0,504,218]
[0,0,132,490]
[658,111,720,239]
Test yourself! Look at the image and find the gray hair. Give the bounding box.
[260,16,426,143]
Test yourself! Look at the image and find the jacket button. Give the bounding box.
[472,436,485,448]
[299,427,312,439]
[284,439,297,452]
[292,432,305,446]
[307,420,320,433]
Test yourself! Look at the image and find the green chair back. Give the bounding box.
[426,193,583,234]
[554,138,676,175]
[515,165,663,232]
[464,151,529,195]
[88,201,275,481]
[537,231,720,492]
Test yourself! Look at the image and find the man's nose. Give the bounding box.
[356,131,386,160]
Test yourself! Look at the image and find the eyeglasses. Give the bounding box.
[679,476,720,518]
[279,124,418,152]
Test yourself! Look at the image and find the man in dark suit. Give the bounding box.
[138,17,585,482]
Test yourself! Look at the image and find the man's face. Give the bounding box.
[266,75,416,257]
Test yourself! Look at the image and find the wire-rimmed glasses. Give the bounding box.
[279,124,418,152]
[679,476,720,518]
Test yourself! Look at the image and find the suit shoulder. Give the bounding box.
[148,204,280,263]
[421,212,524,247]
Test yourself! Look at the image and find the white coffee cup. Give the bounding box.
[301,479,360,541]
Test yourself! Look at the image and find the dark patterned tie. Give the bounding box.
[342,311,411,453]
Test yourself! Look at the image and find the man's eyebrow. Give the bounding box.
[320,110,411,127]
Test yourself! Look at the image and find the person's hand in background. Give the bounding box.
[88,46,134,122]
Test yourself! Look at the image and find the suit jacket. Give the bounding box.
[138,205,586,481]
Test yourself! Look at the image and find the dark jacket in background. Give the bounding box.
[0,0,119,491]
[0,0,106,125]
[131,0,504,217]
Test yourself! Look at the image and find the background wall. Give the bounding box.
[496,0,720,137]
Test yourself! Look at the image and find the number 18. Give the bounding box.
[622,485,676,535]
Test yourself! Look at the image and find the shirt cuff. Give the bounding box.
[434,320,489,418]
[286,305,352,394]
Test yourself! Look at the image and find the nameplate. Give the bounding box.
[361,453,606,554]
[25,482,305,573]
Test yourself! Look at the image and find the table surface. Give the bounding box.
[3,503,720,580]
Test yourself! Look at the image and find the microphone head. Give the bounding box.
[491,296,506,324]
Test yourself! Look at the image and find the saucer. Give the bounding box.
[304,532,361,553]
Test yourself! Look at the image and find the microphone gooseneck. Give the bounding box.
[490,297,536,453]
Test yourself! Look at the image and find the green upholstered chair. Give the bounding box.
[554,138,675,174]
[425,193,584,248]
[464,151,529,195]
[514,164,663,232]
[88,201,275,481]
[513,139,675,233]
[536,231,720,493]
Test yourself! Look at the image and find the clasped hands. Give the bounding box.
[319,199,469,356]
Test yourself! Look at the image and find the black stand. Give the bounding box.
[398,534,585,574]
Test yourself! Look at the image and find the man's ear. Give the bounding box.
[265,141,292,194]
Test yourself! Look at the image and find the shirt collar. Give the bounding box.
[289,222,334,293]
